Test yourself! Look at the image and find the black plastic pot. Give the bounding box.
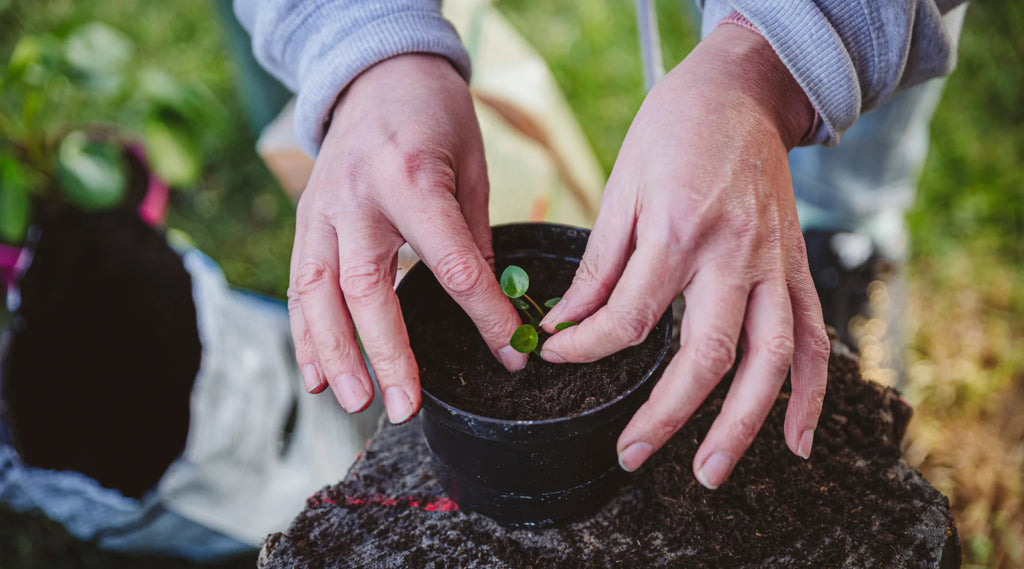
[397,223,672,527]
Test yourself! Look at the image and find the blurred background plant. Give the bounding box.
[0,19,214,246]
[0,0,1020,568]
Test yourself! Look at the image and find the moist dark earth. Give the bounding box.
[260,340,959,569]
[406,255,670,420]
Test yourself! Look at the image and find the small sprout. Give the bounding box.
[510,324,539,354]
[555,321,578,331]
[500,265,529,298]
[499,265,575,360]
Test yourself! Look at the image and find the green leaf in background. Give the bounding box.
[500,265,529,298]
[510,324,538,354]
[56,130,127,210]
[544,296,562,308]
[511,297,530,311]
[0,155,31,244]
[137,68,210,124]
[7,34,63,86]
[554,321,578,331]
[63,22,134,93]
[143,111,202,187]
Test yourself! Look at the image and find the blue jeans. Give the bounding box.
[791,79,948,260]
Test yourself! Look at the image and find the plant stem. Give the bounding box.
[522,293,545,320]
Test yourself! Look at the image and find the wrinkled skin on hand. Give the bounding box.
[287,54,527,425]
[538,25,830,489]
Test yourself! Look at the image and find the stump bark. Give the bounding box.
[259,340,959,569]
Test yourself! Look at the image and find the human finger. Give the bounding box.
[615,269,748,471]
[691,280,793,489]
[540,238,684,363]
[538,187,637,332]
[784,260,830,459]
[454,146,495,271]
[287,203,328,394]
[335,221,416,424]
[293,218,374,414]
[393,193,527,372]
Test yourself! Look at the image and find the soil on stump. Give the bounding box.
[259,338,959,569]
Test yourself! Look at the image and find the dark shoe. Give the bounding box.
[803,229,906,388]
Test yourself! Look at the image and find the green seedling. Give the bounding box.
[499,265,577,354]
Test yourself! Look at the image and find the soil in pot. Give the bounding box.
[2,207,200,499]
[408,255,669,420]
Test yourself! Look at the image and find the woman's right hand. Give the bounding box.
[287,54,527,424]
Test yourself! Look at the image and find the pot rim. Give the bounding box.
[407,222,673,427]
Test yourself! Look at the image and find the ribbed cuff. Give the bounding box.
[702,1,864,146]
[728,1,863,147]
[293,10,471,157]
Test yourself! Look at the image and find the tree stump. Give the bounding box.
[259,341,959,569]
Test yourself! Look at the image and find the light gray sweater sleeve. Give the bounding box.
[699,0,968,146]
[233,0,471,157]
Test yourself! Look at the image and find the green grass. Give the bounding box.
[0,0,1022,567]
[0,0,295,297]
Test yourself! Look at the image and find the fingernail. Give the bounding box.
[540,348,566,364]
[618,442,654,472]
[539,299,567,328]
[696,452,735,490]
[497,345,528,371]
[798,429,814,460]
[302,364,324,393]
[384,387,414,424]
[334,374,370,413]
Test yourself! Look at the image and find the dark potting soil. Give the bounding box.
[2,207,200,499]
[406,256,670,420]
[260,338,958,569]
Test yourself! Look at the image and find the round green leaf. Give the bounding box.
[63,22,134,93]
[143,113,201,187]
[510,324,538,354]
[138,68,210,124]
[57,130,127,210]
[555,321,579,331]
[510,297,530,312]
[8,34,62,86]
[544,296,562,309]
[500,265,529,298]
[0,155,30,243]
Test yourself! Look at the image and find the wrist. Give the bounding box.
[331,53,464,123]
[701,24,815,149]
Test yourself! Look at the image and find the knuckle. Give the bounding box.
[644,408,684,441]
[318,337,361,373]
[294,260,335,296]
[610,307,655,346]
[394,146,456,192]
[433,251,485,296]
[805,328,832,363]
[728,415,762,445]
[368,349,406,379]
[803,384,827,417]
[294,329,315,360]
[339,261,390,303]
[286,287,303,311]
[763,333,796,366]
[694,332,738,376]
[573,257,615,295]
